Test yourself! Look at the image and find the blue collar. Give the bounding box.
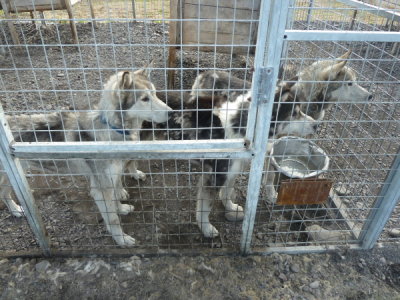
[100,114,131,136]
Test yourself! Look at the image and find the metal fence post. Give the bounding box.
[0,107,51,256]
[241,0,291,255]
[360,150,400,249]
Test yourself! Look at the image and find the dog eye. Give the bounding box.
[348,82,353,86]
[142,97,150,102]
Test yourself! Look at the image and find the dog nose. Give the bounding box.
[368,94,373,100]
[313,124,319,131]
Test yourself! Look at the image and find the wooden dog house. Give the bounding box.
[168,0,261,88]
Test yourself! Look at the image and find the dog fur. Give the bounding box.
[156,84,317,238]
[191,51,372,122]
[1,67,172,247]
[288,51,373,120]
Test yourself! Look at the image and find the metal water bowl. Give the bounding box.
[270,136,330,179]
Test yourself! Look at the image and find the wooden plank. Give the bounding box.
[184,0,260,11]
[5,0,64,12]
[184,3,259,20]
[179,44,254,55]
[183,20,256,37]
[183,32,254,46]
[4,0,82,12]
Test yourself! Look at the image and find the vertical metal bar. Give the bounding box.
[0,107,51,256]
[360,150,400,249]
[241,0,290,254]
[279,0,295,78]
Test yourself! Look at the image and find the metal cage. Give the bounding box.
[0,0,399,256]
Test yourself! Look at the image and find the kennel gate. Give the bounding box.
[0,0,399,256]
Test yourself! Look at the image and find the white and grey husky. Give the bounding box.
[1,67,172,247]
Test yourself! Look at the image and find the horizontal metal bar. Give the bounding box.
[11,140,252,159]
[335,0,400,22]
[285,30,400,42]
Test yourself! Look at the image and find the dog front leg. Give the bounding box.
[218,169,244,222]
[196,175,219,238]
[125,160,146,181]
[90,178,135,247]
[263,160,278,204]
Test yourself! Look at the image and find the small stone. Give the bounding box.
[278,273,288,281]
[388,229,400,237]
[379,257,387,264]
[256,233,263,240]
[121,281,128,288]
[36,260,51,273]
[309,281,320,289]
[290,263,300,273]
[57,73,64,77]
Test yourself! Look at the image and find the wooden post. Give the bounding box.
[64,0,79,44]
[131,0,137,20]
[350,10,358,30]
[39,11,46,26]
[167,0,182,89]
[88,0,97,28]
[0,0,20,45]
[30,11,36,25]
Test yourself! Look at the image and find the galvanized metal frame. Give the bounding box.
[241,0,291,254]
[0,106,51,255]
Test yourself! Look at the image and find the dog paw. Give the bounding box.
[10,205,24,218]
[131,170,146,181]
[118,204,135,215]
[265,187,278,204]
[199,223,219,238]
[115,233,136,247]
[225,205,244,222]
[116,189,129,200]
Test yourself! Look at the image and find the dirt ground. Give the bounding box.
[1,244,400,300]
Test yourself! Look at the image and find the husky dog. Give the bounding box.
[0,67,172,247]
[191,51,372,122]
[286,51,373,120]
[156,85,317,238]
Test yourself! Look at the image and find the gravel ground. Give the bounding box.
[1,244,400,300]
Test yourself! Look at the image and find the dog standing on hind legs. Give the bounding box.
[0,66,172,247]
[156,86,317,238]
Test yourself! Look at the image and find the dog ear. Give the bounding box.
[338,50,352,61]
[134,60,155,78]
[321,50,352,80]
[120,71,133,89]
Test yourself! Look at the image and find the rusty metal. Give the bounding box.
[277,178,333,205]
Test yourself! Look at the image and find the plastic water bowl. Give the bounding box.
[270,136,330,179]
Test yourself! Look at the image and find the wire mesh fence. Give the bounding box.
[0,0,399,256]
